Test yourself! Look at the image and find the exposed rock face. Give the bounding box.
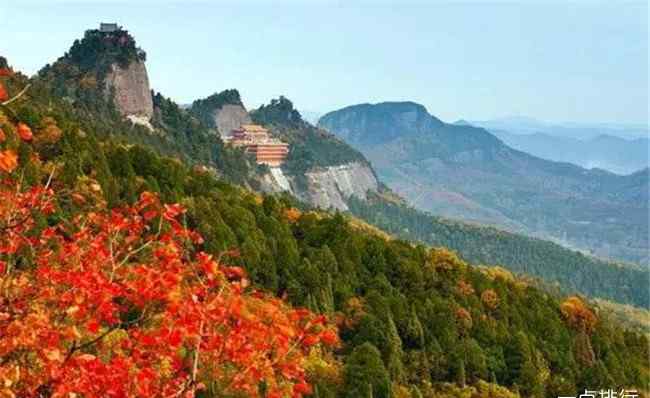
[214,104,251,137]
[260,162,378,211]
[302,162,378,211]
[104,61,154,125]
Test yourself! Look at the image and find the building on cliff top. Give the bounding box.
[99,23,120,33]
[229,124,289,167]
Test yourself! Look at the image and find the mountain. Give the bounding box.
[491,131,648,175]
[471,116,649,140]
[319,102,649,265]
[2,50,649,397]
[468,116,649,173]
[28,27,649,312]
[188,94,380,211]
[27,24,650,304]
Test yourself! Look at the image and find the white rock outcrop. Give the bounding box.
[304,162,378,211]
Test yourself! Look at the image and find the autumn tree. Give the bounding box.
[0,96,338,396]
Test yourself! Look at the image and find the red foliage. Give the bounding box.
[0,179,338,397]
[17,122,33,141]
[560,296,597,334]
[0,82,7,102]
[0,150,17,173]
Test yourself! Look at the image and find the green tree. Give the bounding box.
[343,343,391,398]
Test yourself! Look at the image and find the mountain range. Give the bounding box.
[1,24,649,397]
[470,116,648,140]
[464,118,648,175]
[318,102,649,266]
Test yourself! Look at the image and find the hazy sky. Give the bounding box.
[1,1,648,124]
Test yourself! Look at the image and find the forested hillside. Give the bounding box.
[347,194,649,308]
[1,56,648,397]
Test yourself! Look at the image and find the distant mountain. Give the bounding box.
[319,102,649,265]
[471,117,648,140]
[489,130,648,175]
[298,110,323,125]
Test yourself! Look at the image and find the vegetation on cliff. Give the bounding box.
[189,89,244,129]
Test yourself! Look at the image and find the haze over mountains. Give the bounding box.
[465,117,648,175]
[319,102,649,265]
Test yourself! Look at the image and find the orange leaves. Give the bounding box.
[319,329,339,346]
[455,307,473,331]
[0,128,5,143]
[0,150,17,173]
[560,296,597,334]
[0,83,7,102]
[284,207,302,223]
[16,123,32,141]
[480,289,499,310]
[457,280,475,296]
[0,185,337,398]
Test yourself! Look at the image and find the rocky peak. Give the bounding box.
[39,26,154,129]
[190,90,250,137]
[318,101,443,148]
[104,60,153,126]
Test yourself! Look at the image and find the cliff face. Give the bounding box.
[104,60,154,126]
[261,162,379,211]
[302,162,378,211]
[214,104,251,137]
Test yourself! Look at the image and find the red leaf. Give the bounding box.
[86,319,100,334]
[0,149,18,173]
[0,82,7,102]
[17,122,33,141]
[301,335,319,347]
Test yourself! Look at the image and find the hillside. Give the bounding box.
[347,194,649,308]
[319,102,649,265]
[24,24,650,312]
[1,62,648,397]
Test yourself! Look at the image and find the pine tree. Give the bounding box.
[386,313,405,382]
[343,343,390,398]
[457,360,467,388]
[405,305,425,349]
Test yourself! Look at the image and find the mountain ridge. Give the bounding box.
[319,101,649,265]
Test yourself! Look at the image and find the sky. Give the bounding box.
[1,0,648,125]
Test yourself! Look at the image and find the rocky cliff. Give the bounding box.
[189,90,249,136]
[261,162,379,211]
[302,162,378,210]
[214,104,251,137]
[104,60,154,128]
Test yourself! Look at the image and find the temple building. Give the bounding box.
[99,23,120,33]
[229,124,289,167]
